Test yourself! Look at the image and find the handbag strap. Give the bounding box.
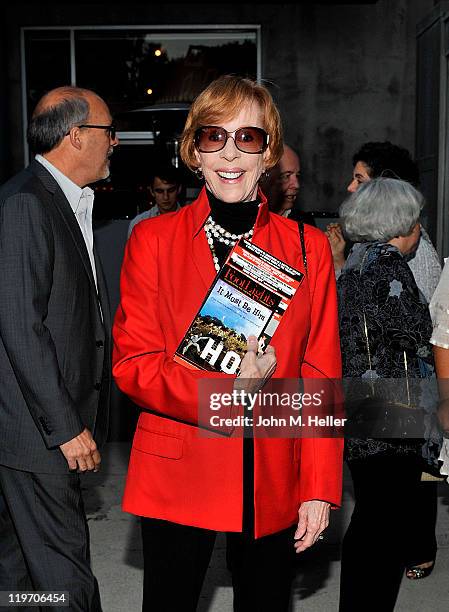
[297,221,308,274]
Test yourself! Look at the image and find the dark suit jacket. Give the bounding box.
[0,160,111,474]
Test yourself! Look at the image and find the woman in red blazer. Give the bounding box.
[113,75,343,611]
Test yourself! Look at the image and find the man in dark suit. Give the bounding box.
[0,86,117,611]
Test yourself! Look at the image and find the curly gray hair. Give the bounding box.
[339,177,424,242]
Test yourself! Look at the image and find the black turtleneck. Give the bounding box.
[206,188,259,536]
[206,189,260,268]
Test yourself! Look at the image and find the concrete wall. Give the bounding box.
[1,0,435,212]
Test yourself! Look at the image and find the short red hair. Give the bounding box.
[180,75,283,171]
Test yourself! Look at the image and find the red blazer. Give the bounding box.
[113,188,343,538]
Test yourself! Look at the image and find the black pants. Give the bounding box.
[0,465,102,612]
[141,517,296,612]
[405,479,437,567]
[339,454,424,612]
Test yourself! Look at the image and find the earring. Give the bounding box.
[261,169,270,180]
[195,168,204,180]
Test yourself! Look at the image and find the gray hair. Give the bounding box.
[339,178,424,242]
[27,87,90,154]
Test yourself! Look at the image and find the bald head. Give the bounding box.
[279,145,300,176]
[32,86,92,118]
[27,85,117,188]
[28,87,99,154]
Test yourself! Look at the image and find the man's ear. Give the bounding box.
[66,127,83,151]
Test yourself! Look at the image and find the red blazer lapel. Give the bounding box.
[190,188,216,290]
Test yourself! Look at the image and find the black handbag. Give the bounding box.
[345,391,426,441]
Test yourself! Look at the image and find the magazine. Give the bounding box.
[174,238,304,374]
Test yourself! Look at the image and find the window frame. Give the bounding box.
[20,24,262,166]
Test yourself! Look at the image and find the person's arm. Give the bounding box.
[0,193,90,456]
[113,221,232,428]
[433,346,449,434]
[127,210,150,239]
[294,232,344,551]
[294,500,330,552]
[60,429,101,472]
[429,260,449,433]
[406,230,441,302]
[325,223,346,271]
[429,257,449,350]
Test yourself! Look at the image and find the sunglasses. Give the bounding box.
[66,124,116,139]
[194,126,269,154]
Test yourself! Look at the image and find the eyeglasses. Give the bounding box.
[67,124,116,139]
[194,126,269,154]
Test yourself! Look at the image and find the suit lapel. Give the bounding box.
[52,189,98,289]
[30,160,97,290]
[94,247,111,332]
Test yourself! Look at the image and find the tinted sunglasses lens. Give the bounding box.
[196,127,227,152]
[109,126,116,139]
[235,127,266,153]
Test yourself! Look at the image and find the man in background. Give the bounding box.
[128,164,183,237]
[262,144,315,225]
[0,86,115,611]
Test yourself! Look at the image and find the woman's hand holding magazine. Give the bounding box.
[233,335,276,395]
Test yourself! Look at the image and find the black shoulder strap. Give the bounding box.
[298,221,308,274]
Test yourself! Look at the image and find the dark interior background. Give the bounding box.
[1,0,447,440]
[0,0,439,213]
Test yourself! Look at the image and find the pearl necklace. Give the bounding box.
[205,216,254,245]
[204,216,255,272]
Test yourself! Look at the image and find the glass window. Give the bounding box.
[74,29,257,116]
[24,30,71,122]
[22,26,259,218]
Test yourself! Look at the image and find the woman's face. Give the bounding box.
[194,102,269,203]
[347,161,371,193]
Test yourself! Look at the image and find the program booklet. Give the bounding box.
[174,238,304,374]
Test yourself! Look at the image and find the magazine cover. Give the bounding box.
[174,238,304,374]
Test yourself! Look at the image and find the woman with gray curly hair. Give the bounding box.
[337,178,437,611]
[340,177,423,244]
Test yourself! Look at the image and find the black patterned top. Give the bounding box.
[337,242,435,461]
